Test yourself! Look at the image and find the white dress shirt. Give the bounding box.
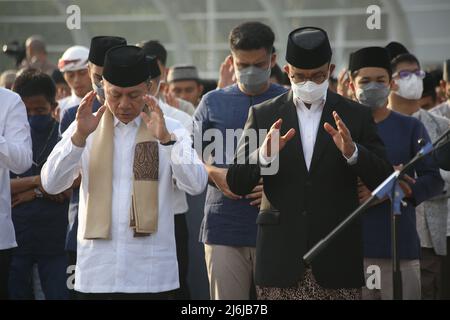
[159,99,193,214]
[41,114,207,293]
[260,92,358,168]
[0,88,32,250]
[294,96,326,170]
[159,99,193,134]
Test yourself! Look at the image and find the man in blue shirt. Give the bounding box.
[348,46,444,299]
[194,22,287,300]
[10,69,74,299]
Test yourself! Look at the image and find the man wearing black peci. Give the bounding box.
[226,26,393,299]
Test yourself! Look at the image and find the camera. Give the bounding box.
[2,40,26,67]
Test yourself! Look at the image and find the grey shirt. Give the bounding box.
[414,109,450,254]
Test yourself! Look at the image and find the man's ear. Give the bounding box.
[391,78,399,92]
[270,53,277,69]
[157,61,167,82]
[159,81,168,95]
[348,78,356,95]
[161,69,168,83]
[329,63,336,76]
[102,79,107,93]
[229,53,236,70]
[440,79,447,91]
[51,104,60,122]
[283,64,290,75]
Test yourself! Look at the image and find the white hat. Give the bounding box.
[58,45,89,72]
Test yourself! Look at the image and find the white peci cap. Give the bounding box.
[58,45,89,72]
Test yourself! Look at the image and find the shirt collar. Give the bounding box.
[113,114,141,128]
[71,91,83,101]
[294,91,327,113]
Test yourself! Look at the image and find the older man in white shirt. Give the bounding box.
[41,45,207,299]
[0,87,33,299]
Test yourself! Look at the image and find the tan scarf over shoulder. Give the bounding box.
[84,107,159,239]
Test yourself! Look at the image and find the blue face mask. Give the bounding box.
[28,114,54,132]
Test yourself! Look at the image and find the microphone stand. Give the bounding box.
[303,135,444,300]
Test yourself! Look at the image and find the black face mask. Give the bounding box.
[28,114,54,132]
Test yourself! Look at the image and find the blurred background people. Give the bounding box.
[10,69,71,300]
[20,35,57,76]
[167,65,203,107]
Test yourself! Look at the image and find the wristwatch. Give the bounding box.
[34,188,43,198]
[160,133,177,146]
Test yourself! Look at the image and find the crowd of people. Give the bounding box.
[0,21,450,300]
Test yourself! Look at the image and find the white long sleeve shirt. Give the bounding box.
[0,88,32,250]
[159,99,193,214]
[41,114,207,293]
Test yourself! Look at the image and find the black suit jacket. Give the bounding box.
[226,90,392,289]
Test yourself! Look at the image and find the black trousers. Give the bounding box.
[0,249,12,300]
[67,250,77,300]
[8,253,69,300]
[443,237,450,299]
[174,213,190,300]
[420,247,443,300]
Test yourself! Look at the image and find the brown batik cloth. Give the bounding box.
[257,268,361,300]
[129,141,159,237]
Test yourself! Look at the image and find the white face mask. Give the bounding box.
[291,79,329,104]
[394,74,423,100]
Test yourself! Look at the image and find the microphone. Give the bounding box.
[418,138,426,148]
[417,138,433,157]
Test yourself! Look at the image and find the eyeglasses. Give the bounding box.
[290,72,328,85]
[393,70,426,80]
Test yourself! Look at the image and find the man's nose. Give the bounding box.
[118,96,131,109]
[73,74,82,84]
